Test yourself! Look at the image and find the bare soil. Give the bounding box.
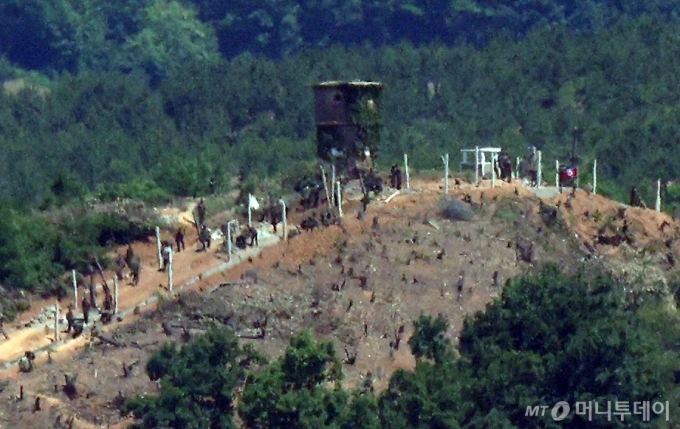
[1,175,678,429]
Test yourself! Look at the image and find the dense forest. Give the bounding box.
[122,266,680,428]
[1,2,680,293]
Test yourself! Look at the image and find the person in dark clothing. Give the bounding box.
[81,296,91,325]
[175,228,185,252]
[390,165,402,190]
[630,186,647,208]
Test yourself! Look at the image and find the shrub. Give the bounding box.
[439,198,473,221]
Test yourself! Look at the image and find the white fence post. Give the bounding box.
[404,154,410,190]
[155,226,162,270]
[475,146,480,185]
[114,276,119,314]
[55,301,60,342]
[593,159,597,195]
[320,166,331,207]
[537,150,542,188]
[280,199,288,241]
[491,153,496,188]
[515,157,520,181]
[168,249,173,292]
[656,179,661,212]
[555,160,559,188]
[336,181,343,218]
[442,154,449,194]
[72,269,77,306]
[248,193,253,226]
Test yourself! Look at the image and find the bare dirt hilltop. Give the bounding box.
[0,175,678,429]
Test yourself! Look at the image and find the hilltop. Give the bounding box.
[0,174,678,428]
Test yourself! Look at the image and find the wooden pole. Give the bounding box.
[155,226,162,270]
[72,269,77,306]
[537,150,542,188]
[442,154,449,194]
[280,199,288,241]
[475,146,479,185]
[54,301,60,342]
[320,166,331,208]
[593,159,597,194]
[336,181,343,218]
[248,194,253,227]
[404,154,410,190]
[113,276,119,314]
[168,249,173,292]
[656,179,661,212]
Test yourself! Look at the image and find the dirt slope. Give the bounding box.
[1,176,678,428]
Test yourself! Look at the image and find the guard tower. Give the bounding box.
[312,81,382,177]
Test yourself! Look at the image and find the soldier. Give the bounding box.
[209,177,216,195]
[64,304,74,334]
[199,225,211,251]
[0,312,9,340]
[246,226,258,247]
[630,186,646,208]
[115,254,126,281]
[161,241,172,272]
[125,245,141,286]
[175,228,185,252]
[196,198,207,227]
[81,296,91,325]
[390,165,402,190]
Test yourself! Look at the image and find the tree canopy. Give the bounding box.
[124,266,680,428]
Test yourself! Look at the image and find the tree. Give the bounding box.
[122,327,266,429]
[122,0,220,78]
[380,264,680,428]
[238,331,348,429]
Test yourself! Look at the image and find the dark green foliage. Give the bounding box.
[122,327,266,429]
[380,264,680,428]
[238,331,347,429]
[408,314,453,365]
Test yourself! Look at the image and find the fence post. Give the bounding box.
[515,157,520,181]
[114,276,119,314]
[155,226,162,270]
[248,194,253,227]
[475,146,480,185]
[280,199,288,241]
[442,154,449,194]
[537,150,542,188]
[656,179,661,212]
[404,154,410,190]
[593,159,597,195]
[336,181,343,218]
[54,301,60,342]
[320,166,331,207]
[72,269,77,307]
[555,160,559,188]
[168,249,173,292]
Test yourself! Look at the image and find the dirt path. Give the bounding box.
[0,223,279,366]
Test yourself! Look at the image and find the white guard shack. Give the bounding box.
[460,147,501,186]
